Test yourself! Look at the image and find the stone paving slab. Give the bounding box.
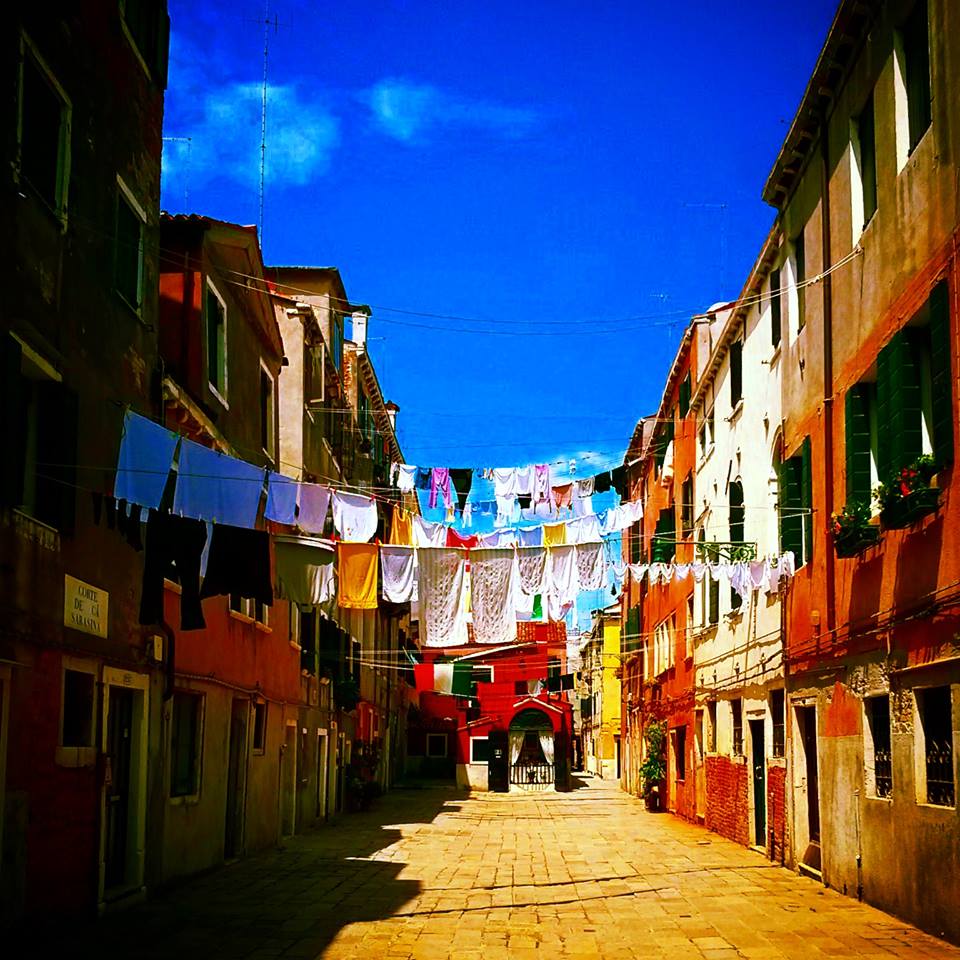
[30,778,960,958]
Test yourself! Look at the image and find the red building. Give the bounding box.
[409,622,575,792]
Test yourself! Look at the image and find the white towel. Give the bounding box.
[395,464,417,492]
[380,545,417,603]
[547,544,579,606]
[413,515,446,547]
[331,491,378,542]
[297,483,331,534]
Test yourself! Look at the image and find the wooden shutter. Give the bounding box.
[876,341,893,479]
[1,336,25,508]
[678,375,691,418]
[779,455,802,560]
[730,340,743,406]
[845,384,872,502]
[929,280,954,467]
[35,381,78,535]
[892,329,924,471]
[801,437,813,567]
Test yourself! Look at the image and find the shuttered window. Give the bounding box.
[770,269,781,347]
[844,383,874,503]
[678,374,691,418]
[730,339,743,407]
[779,437,812,567]
[651,508,676,563]
[929,281,954,468]
[903,0,931,153]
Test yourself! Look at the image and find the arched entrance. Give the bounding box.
[508,708,555,791]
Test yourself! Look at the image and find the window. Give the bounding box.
[654,411,675,472]
[729,339,743,408]
[707,701,717,753]
[865,695,892,798]
[61,668,95,748]
[120,0,171,85]
[259,362,275,457]
[685,596,694,659]
[678,373,691,418]
[426,733,447,759]
[851,91,878,235]
[771,689,785,758]
[674,726,686,781]
[653,617,674,676]
[731,699,743,757]
[651,508,676,563]
[729,480,745,611]
[170,692,202,797]
[876,282,953,476]
[770,269,782,348]
[470,737,490,764]
[779,437,813,567]
[332,314,344,372]
[3,335,78,533]
[845,381,879,505]
[900,0,932,156]
[699,403,715,458]
[252,701,267,754]
[792,231,806,330]
[205,279,227,402]
[289,603,301,647]
[115,177,146,311]
[515,680,527,696]
[17,37,71,218]
[629,520,642,564]
[681,473,693,538]
[919,686,954,807]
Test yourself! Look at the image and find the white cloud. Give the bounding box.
[363,78,542,143]
[163,81,340,196]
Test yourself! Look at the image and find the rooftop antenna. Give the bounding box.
[162,136,192,207]
[255,3,282,248]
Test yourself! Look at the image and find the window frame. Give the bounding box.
[259,358,276,460]
[850,90,878,237]
[251,700,267,755]
[469,736,490,764]
[731,699,744,757]
[769,268,782,348]
[864,694,893,800]
[57,656,98,767]
[205,276,229,407]
[16,32,72,224]
[170,690,204,800]
[916,685,955,808]
[426,733,448,759]
[115,175,147,314]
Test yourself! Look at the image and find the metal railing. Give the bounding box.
[510,762,553,789]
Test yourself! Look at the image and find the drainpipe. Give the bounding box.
[160,620,176,701]
[819,109,837,638]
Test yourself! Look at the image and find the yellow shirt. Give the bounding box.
[390,507,414,546]
[543,522,567,547]
[338,542,379,609]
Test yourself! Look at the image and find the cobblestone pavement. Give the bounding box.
[45,777,959,959]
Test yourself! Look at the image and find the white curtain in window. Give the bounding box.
[509,731,524,766]
[539,731,555,766]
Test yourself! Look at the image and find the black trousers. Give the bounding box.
[139,511,208,630]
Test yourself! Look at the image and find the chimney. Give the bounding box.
[384,401,399,431]
[351,309,369,349]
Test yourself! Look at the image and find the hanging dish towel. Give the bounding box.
[114,410,179,510]
[265,472,299,525]
[332,491,378,543]
[297,482,331,534]
[413,515,446,547]
[547,544,578,605]
[173,439,265,528]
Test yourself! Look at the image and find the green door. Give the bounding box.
[750,720,766,848]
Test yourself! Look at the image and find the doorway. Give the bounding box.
[797,706,820,841]
[749,719,766,848]
[224,698,249,859]
[316,729,328,820]
[694,709,706,822]
[99,668,148,905]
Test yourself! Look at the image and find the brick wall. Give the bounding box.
[705,755,749,846]
[766,763,787,864]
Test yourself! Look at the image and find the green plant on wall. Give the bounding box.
[640,719,667,798]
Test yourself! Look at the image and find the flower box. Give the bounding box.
[880,486,940,529]
[834,525,880,557]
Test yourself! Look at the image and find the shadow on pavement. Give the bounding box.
[30,787,468,960]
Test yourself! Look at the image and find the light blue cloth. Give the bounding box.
[173,439,265,528]
[114,410,179,509]
[265,472,299,525]
[518,525,543,547]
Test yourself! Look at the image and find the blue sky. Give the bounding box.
[161,0,838,473]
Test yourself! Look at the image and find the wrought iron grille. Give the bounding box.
[772,722,785,759]
[510,762,553,789]
[926,740,955,806]
[874,747,892,799]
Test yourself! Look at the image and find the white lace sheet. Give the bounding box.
[547,544,579,606]
[380,545,417,603]
[576,542,604,591]
[469,548,518,644]
[515,546,548,596]
[418,547,468,647]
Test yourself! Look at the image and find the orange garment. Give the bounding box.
[390,506,414,545]
[552,482,573,511]
[543,522,567,547]
[338,542,379,609]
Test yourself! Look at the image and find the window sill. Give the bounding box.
[12,509,60,550]
[164,579,182,595]
[915,800,956,812]
[769,344,781,365]
[208,383,229,410]
[169,793,202,806]
[229,610,254,625]
[115,288,145,324]
[254,621,272,634]
[252,748,266,758]
[865,794,893,804]
[15,174,69,233]
[727,400,744,424]
[725,610,744,624]
[768,756,786,768]
[289,640,302,652]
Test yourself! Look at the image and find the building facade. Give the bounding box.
[580,606,621,779]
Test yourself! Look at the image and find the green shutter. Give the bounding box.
[887,329,923,473]
[779,454,802,560]
[679,375,691,418]
[801,437,813,567]
[845,384,872,502]
[876,341,893,479]
[929,280,954,467]
[625,607,640,652]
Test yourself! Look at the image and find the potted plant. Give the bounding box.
[876,455,940,529]
[831,499,879,557]
[640,720,667,811]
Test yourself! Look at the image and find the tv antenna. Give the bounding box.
[250,3,284,247]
